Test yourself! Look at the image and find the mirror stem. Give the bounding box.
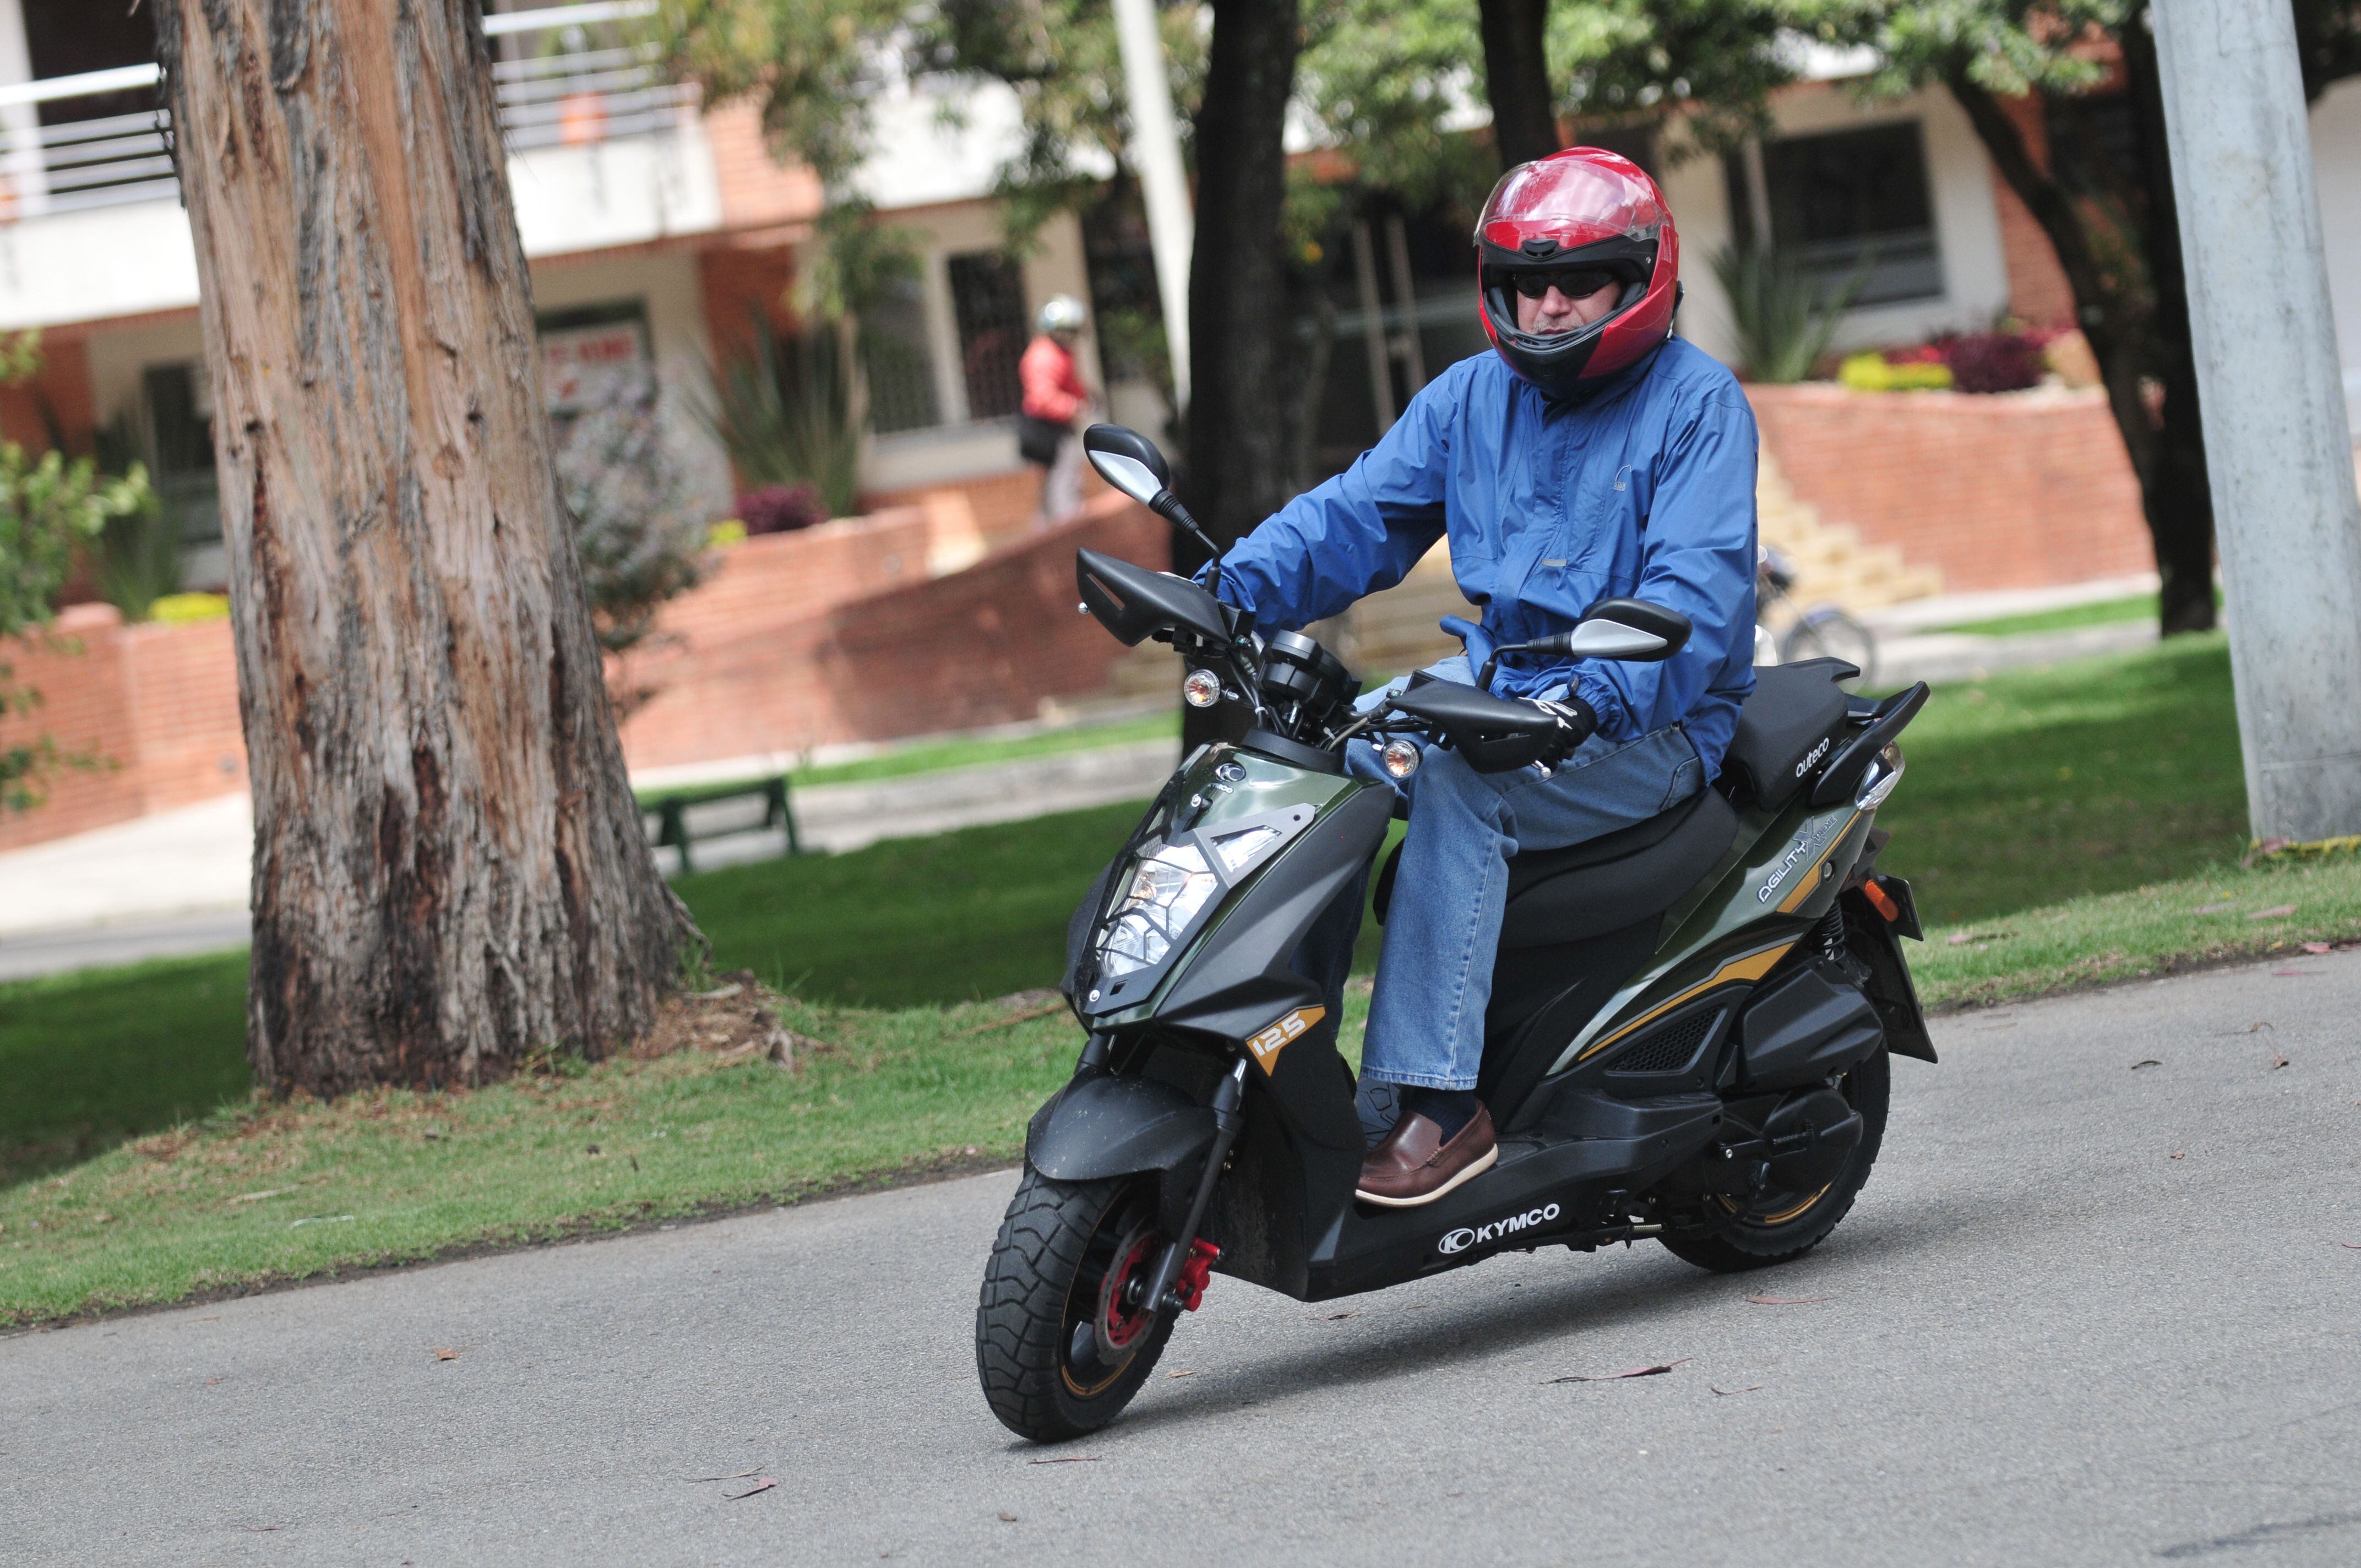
[1153,493,1224,569]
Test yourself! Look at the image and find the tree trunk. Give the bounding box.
[1944,34,2220,636]
[1479,0,1560,172]
[1179,1,1303,749]
[1182,0,1304,567]
[2120,16,2219,634]
[156,0,694,1096]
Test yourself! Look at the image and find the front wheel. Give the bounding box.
[1657,1047,1890,1273]
[976,1168,1178,1442]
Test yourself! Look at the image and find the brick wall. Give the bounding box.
[702,103,824,234]
[616,492,1167,767]
[698,243,798,374]
[0,497,1165,850]
[1747,383,2153,592]
[0,605,247,852]
[864,466,1112,552]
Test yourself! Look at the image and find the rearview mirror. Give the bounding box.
[1531,598,1693,662]
[1082,424,1173,508]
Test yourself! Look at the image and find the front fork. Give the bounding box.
[1136,1057,1248,1315]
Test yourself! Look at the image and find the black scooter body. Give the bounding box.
[1030,655,1932,1304]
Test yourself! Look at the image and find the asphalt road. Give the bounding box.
[6,952,2359,1566]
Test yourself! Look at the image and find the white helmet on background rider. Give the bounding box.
[1036,295,1087,336]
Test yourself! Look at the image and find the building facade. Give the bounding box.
[0,0,1111,591]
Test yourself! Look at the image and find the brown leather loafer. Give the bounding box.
[1356,1104,1497,1207]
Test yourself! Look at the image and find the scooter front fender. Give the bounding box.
[1025,1073,1218,1187]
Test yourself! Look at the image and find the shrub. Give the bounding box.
[735,482,828,536]
[1942,332,2048,394]
[1839,352,1955,392]
[1710,243,1868,384]
[697,316,862,519]
[149,592,230,624]
[552,371,711,658]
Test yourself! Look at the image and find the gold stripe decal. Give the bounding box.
[1247,1006,1325,1074]
[1580,943,1795,1061]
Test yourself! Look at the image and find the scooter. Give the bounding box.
[975,424,1936,1443]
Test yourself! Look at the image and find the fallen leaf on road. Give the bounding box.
[2131,1059,2162,1070]
[997,1512,1018,1523]
[1545,1359,1689,1384]
[1026,1456,1099,1466]
[432,1348,459,1362]
[2272,969,2313,978]
[2170,1151,2186,1160]
[1165,1370,1196,1379]
[2339,1242,2361,1251]
[1744,1295,1829,1306]
[2233,1021,2275,1033]
[725,1478,777,1501]
[683,1468,764,1483]
[231,1188,293,1203]
[1710,1385,1764,1396]
[2246,905,2298,921]
[2271,1053,2291,1070]
[2303,942,2334,955]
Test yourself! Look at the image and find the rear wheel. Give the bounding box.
[1658,1048,1890,1273]
[975,1169,1177,1442]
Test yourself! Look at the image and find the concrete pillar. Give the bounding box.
[2153,0,2361,843]
[1111,0,1193,411]
[0,0,48,219]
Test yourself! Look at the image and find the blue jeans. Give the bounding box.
[1293,659,1704,1121]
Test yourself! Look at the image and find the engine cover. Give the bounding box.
[1761,1087,1864,1191]
[1737,965,1884,1091]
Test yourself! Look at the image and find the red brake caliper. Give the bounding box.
[1173,1239,1221,1312]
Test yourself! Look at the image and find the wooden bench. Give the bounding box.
[640,775,802,874]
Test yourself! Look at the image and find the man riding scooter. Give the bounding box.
[1200,148,1759,1206]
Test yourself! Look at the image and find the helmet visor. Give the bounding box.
[1477,151,1666,253]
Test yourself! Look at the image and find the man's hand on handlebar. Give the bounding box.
[1459,694,1598,775]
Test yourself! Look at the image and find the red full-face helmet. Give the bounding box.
[1475,147,1681,401]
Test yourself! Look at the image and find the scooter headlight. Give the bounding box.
[1097,839,1220,978]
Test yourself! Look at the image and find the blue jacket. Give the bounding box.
[1210,338,1759,774]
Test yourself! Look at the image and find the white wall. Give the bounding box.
[1674,83,2016,366]
[2310,75,2361,435]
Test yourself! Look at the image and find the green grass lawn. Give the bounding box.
[1934,588,2217,639]
[9,632,2355,1327]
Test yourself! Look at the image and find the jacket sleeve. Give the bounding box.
[1568,390,1759,742]
[1206,371,1456,637]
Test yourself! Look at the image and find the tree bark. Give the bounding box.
[1182,0,1304,570]
[1945,52,2219,635]
[156,0,695,1096]
[1479,0,1560,172]
[1178,0,1303,750]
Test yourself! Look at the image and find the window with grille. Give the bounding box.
[862,275,940,435]
[1726,122,1943,307]
[946,251,1026,421]
[140,364,220,548]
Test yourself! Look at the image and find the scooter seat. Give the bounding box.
[1372,785,1740,947]
[1716,658,1856,810]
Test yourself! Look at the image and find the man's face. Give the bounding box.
[1514,273,1623,335]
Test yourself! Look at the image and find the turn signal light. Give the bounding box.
[1381,737,1422,780]
[1182,669,1223,708]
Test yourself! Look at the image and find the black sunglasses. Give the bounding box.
[1508,269,1622,301]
